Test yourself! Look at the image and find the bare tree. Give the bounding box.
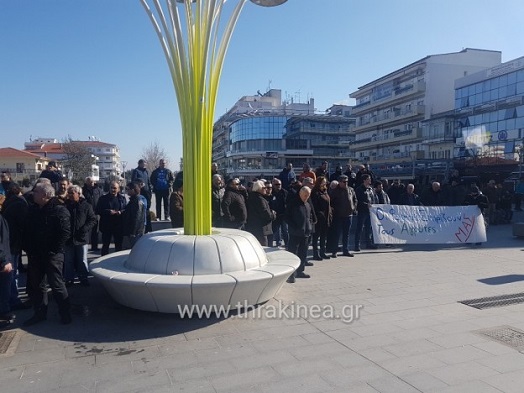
[141,142,172,173]
[61,136,94,183]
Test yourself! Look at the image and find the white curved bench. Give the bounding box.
[89,228,299,313]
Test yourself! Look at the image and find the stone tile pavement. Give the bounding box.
[3,219,524,392]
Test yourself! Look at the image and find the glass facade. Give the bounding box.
[455,67,524,159]
[230,116,287,152]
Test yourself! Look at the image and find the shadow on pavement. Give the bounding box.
[12,278,227,343]
[478,274,524,285]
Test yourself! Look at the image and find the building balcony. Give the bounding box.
[350,127,422,150]
[366,150,425,165]
[285,128,352,136]
[226,149,314,158]
[353,105,425,133]
[352,82,426,115]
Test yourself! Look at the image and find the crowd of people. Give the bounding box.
[0,159,154,329]
[0,158,519,328]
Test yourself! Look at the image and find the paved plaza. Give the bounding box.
[2,218,524,392]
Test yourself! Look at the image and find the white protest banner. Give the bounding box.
[370,204,487,244]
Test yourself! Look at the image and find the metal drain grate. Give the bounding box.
[475,326,524,350]
[458,292,524,309]
[0,331,17,355]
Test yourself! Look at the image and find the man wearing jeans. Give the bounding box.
[64,185,97,286]
[329,175,357,257]
[150,159,174,221]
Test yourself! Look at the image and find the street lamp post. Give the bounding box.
[140,0,287,235]
[409,150,417,180]
[121,160,128,181]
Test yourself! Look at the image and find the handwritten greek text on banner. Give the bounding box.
[370,204,487,244]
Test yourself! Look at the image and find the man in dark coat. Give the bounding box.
[278,163,296,191]
[421,182,444,206]
[82,177,102,251]
[212,174,225,227]
[387,179,405,205]
[399,184,422,206]
[329,175,357,257]
[96,181,126,256]
[122,182,146,249]
[38,161,63,188]
[64,185,97,286]
[269,178,288,247]
[245,180,276,246]
[131,159,151,192]
[0,214,14,327]
[23,182,72,326]
[286,186,315,282]
[315,161,329,179]
[354,174,376,251]
[221,178,248,230]
[1,183,29,310]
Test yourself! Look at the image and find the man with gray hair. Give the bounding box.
[64,185,97,286]
[23,182,72,325]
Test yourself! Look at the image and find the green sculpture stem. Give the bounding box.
[140,0,246,235]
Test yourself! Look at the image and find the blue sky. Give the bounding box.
[1,0,523,171]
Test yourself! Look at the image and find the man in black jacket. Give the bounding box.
[221,178,248,230]
[123,182,146,248]
[96,181,127,256]
[270,178,288,247]
[64,185,97,286]
[23,182,72,326]
[38,161,63,189]
[1,183,29,310]
[329,175,357,257]
[354,174,377,251]
[82,177,102,251]
[0,214,14,328]
[286,187,315,283]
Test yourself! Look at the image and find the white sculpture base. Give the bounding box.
[89,228,300,313]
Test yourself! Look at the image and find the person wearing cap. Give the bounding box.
[39,161,63,186]
[131,159,151,192]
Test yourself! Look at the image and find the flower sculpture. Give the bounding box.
[139,0,287,235]
[90,0,296,314]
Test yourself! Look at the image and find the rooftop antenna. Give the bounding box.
[295,89,301,103]
[266,80,272,92]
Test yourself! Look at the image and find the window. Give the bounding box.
[16,163,25,173]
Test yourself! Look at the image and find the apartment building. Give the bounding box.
[24,138,122,181]
[349,48,501,177]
